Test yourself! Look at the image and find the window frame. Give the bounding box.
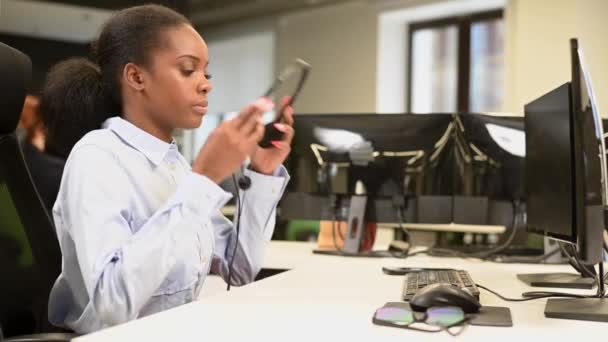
[406,9,504,113]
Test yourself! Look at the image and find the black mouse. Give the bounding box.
[409,283,481,313]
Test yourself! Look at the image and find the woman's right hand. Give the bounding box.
[192,98,273,183]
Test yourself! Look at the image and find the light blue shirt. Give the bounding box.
[48,117,289,333]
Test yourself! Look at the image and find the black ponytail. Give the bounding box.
[40,4,190,158]
[40,58,109,159]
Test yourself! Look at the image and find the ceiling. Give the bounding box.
[44,0,359,27]
[44,0,186,10]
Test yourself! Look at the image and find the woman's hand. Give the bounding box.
[192,98,272,183]
[250,102,295,175]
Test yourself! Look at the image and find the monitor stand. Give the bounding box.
[313,195,399,258]
[545,298,608,322]
[516,237,596,289]
[542,262,606,322]
[517,272,596,289]
[313,195,367,256]
[342,195,367,253]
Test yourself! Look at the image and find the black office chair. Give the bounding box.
[0,42,74,341]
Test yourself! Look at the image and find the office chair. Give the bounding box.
[0,42,74,341]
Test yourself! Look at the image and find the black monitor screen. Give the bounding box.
[524,83,574,241]
[286,113,452,196]
[287,113,525,201]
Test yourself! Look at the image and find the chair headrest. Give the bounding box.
[0,42,32,135]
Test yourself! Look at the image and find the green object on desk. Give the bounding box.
[286,220,320,241]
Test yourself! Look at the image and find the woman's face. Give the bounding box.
[141,24,212,131]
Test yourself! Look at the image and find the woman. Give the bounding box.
[48,4,294,333]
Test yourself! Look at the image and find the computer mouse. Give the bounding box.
[409,283,481,313]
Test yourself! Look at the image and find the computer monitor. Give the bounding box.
[286,113,525,198]
[525,39,605,265]
[281,113,523,252]
[459,113,525,200]
[286,113,453,196]
[524,38,607,322]
[569,38,606,264]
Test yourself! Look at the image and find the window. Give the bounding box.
[407,10,504,113]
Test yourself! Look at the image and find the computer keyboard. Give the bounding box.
[402,269,480,300]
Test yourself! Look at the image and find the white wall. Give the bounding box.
[503,0,578,114]
[276,1,378,114]
[503,0,608,116]
[575,0,608,117]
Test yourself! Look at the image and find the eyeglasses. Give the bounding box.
[372,302,469,336]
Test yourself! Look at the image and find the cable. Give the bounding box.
[492,247,561,264]
[521,290,594,298]
[467,200,522,258]
[331,213,343,254]
[598,261,606,298]
[396,206,412,243]
[328,195,344,254]
[558,242,596,278]
[392,195,412,243]
[557,242,581,272]
[553,241,606,296]
[226,173,247,291]
[476,283,589,302]
[336,218,345,241]
[418,200,522,261]
[557,241,585,274]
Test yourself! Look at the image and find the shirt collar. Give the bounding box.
[102,116,176,166]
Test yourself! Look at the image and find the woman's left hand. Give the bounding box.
[250,103,295,175]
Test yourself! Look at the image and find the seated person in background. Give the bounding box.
[18,59,108,215]
[18,94,64,214]
[17,95,45,150]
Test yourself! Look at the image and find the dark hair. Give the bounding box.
[39,58,106,158]
[94,4,190,111]
[40,4,190,158]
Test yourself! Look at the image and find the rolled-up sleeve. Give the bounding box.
[211,165,290,285]
[61,145,232,327]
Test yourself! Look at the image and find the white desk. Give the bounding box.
[198,241,318,298]
[75,241,605,341]
[223,206,507,235]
